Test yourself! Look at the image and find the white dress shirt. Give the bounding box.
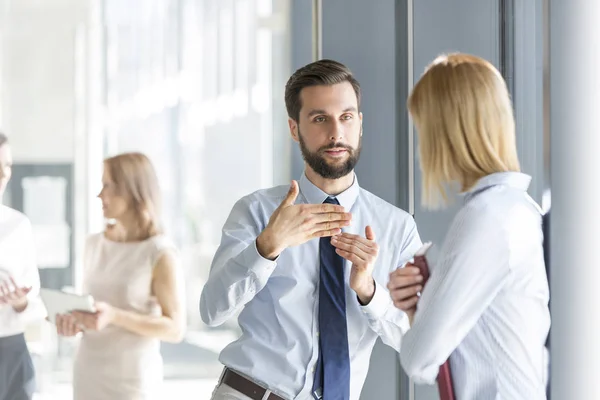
[200,172,422,399]
[400,172,550,400]
[0,205,46,338]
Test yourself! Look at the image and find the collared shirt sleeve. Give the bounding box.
[400,207,510,384]
[15,218,46,325]
[360,216,423,352]
[200,195,277,327]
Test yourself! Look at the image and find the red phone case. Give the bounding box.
[413,250,455,400]
[413,254,430,283]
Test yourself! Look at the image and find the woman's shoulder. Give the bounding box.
[85,231,105,244]
[0,204,31,226]
[147,234,177,254]
[145,234,178,268]
[0,205,36,242]
[456,188,542,239]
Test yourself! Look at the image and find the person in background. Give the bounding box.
[0,132,46,400]
[388,53,550,399]
[55,152,186,400]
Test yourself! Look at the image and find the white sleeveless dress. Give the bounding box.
[73,232,176,400]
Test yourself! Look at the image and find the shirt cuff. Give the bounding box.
[244,240,278,286]
[359,279,393,320]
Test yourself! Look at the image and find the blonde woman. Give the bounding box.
[0,133,45,400]
[55,152,185,400]
[388,54,550,399]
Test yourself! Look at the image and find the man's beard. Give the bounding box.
[298,129,362,179]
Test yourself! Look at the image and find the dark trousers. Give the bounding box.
[0,334,36,400]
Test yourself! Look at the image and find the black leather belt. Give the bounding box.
[221,368,285,400]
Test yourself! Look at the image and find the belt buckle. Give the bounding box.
[313,388,323,400]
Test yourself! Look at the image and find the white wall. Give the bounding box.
[0,0,103,291]
[0,0,89,163]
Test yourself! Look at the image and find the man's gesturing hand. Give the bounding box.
[256,181,352,260]
[331,226,379,305]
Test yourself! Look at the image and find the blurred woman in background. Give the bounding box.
[0,132,45,400]
[56,152,185,400]
[389,54,550,399]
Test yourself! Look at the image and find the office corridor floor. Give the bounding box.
[34,379,217,399]
[29,329,233,399]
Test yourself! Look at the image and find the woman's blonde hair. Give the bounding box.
[408,53,520,209]
[104,152,162,238]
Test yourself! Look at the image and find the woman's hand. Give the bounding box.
[71,302,116,331]
[388,265,423,323]
[55,313,83,337]
[0,276,31,312]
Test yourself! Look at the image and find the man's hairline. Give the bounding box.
[291,82,361,124]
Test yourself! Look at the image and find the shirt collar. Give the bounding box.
[464,172,532,201]
[298,171,360,210]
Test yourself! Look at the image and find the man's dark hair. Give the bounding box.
[284,59,361,122]
[0,132,7,147]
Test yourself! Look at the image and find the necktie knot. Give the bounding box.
[323,196,340,205]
